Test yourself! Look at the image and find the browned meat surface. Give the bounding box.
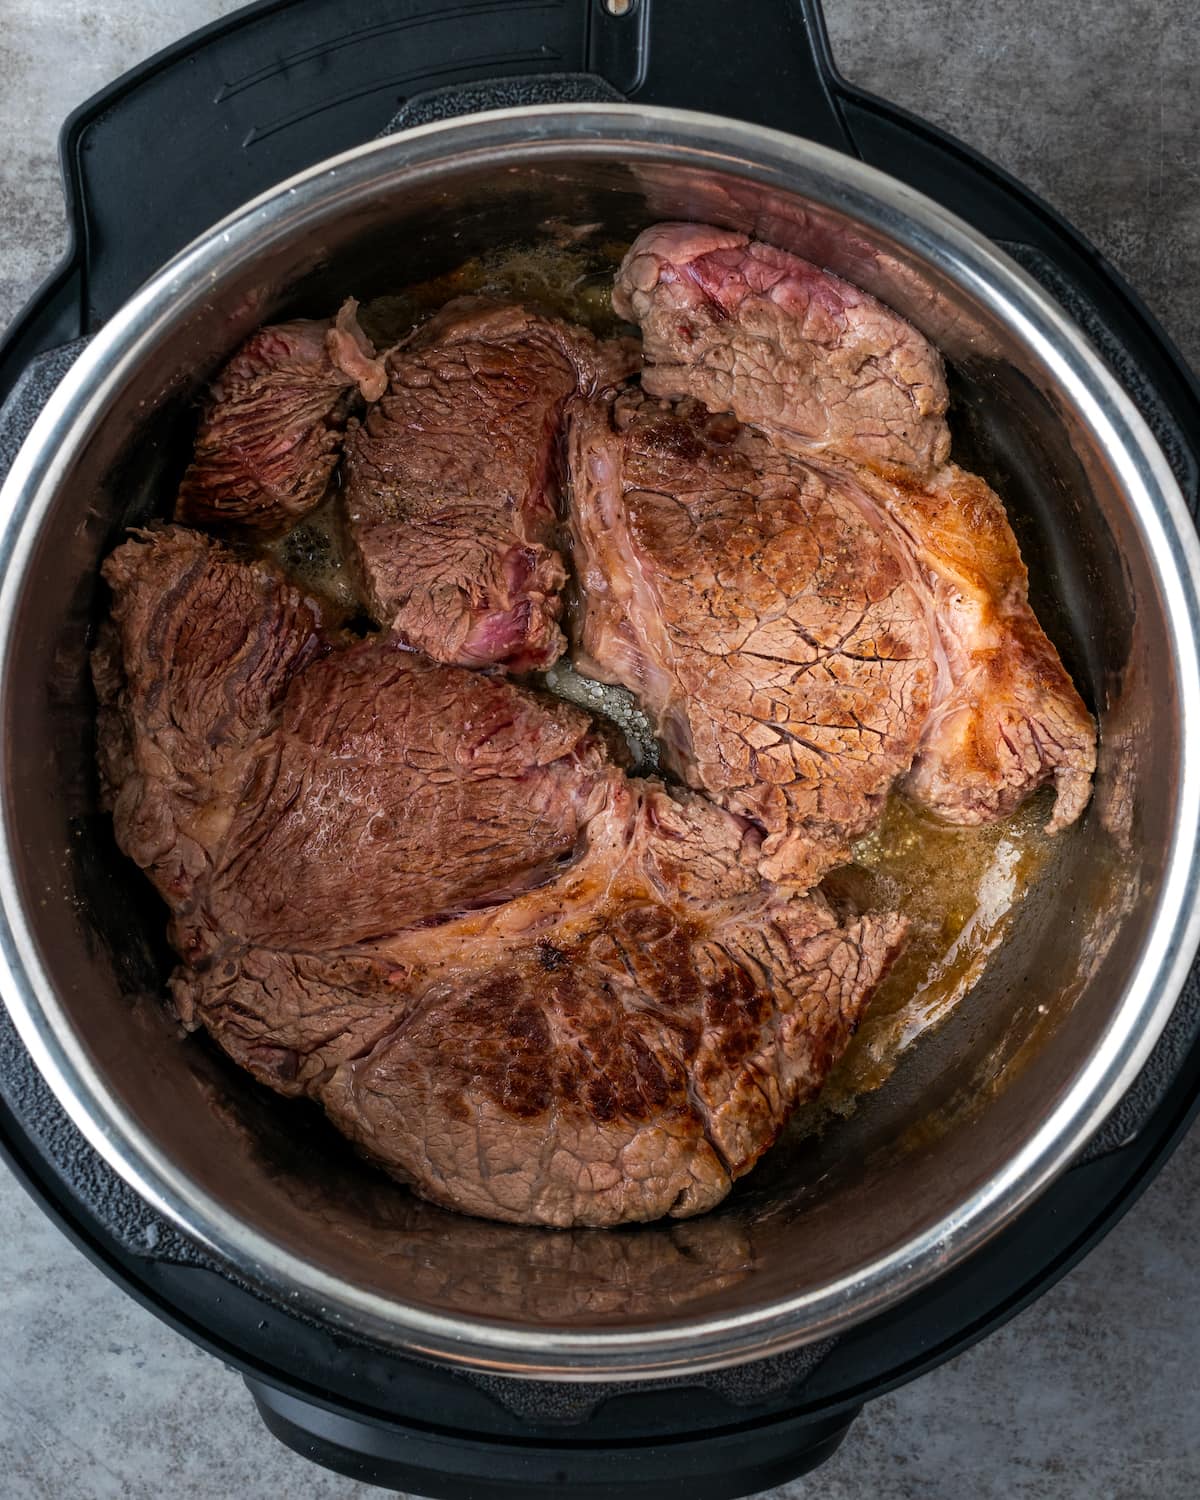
[175,299,386,533]
[96,529,611,965]
[614,224,1096,833]
[317,782,902,1227]
[569,391,934,886]
[842,461,1096,830]
[93,527,328,923]
[341,298,638,671]
[101,534,902,1226]
[177,775,903,1226]
[614,223,950,474]
[196,639,611,957]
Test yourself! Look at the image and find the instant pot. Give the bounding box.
[3,2,1200,1495]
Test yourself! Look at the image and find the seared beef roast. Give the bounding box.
[176,300,386,532]
[341,298,638,671]
[612,224,1095,834]
[179,776,903,1227]
[569,391,934,885]
[94,527,328,925]
[613,223,950,474]
[97,231,1096,1229]
[98,529,903,1227]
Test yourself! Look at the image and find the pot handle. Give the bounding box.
[246,1374,860,1498]
[380,0,857,155]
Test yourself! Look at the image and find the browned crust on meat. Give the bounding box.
[848,461,1096,830]
[568,392,935,887]
[93,527,327,927]
[177,778,905,1227]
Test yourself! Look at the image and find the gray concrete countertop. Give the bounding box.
[2,3,1199,1496]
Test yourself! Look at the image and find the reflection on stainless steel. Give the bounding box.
[1095,613,1154,856]
[0,106,1198,1378]
[186,1048,757,1324]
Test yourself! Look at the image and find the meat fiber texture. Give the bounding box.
[175,299,386,533]
[583,224,1095,887]
[341,298,640,671]
[570,391,934,886]
[614,223,951,474]
[96,529,904,1227]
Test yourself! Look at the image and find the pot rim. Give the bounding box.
[1,102,1198,1379]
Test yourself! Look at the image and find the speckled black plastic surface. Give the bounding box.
[381,71,626,136]
[0,338,89,484]
[467,1340,838,1423]
[0,1004,215,1267]
[1080,965,1200,1162]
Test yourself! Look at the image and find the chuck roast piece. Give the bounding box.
[176,774,904,1227]
[94,527,328,922]
[569,391,935,886]
[309,782,904,1227]
[192,637,612,959]
[341,297,639,672]
[613,223,951,474]
[175,299,386,533]
[96,529,609,963]
[613,224,1096,835]
[97,529,903,1227]
[829,460,1096,830]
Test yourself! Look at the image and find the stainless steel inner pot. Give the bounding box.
[2,105,1199,1379]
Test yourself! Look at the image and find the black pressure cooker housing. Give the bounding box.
[2,3,1200,1495]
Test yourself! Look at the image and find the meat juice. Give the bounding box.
[826,790,1057,1106]
[268,241,1065,1115]
[263,496,360,613]
[356,240,629,348]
